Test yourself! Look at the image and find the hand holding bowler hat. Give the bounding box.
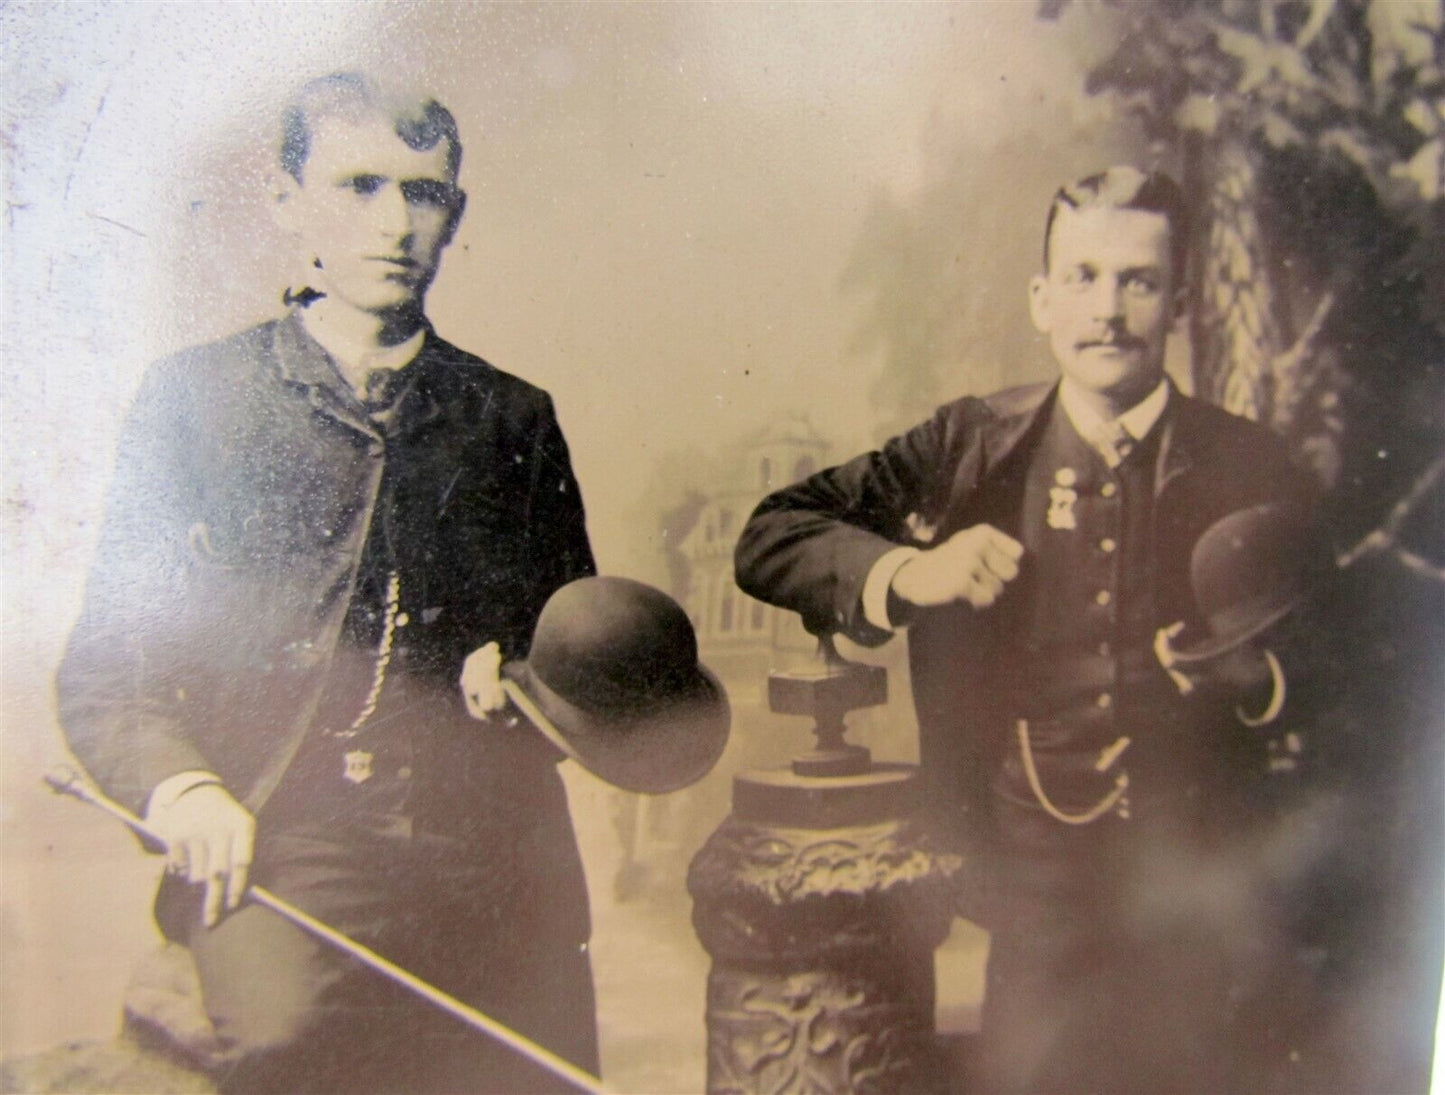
[466,576,730,794]
[1155,503,1311,719]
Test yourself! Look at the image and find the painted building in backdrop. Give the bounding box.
[677,415,831,709]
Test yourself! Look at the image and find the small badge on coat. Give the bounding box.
[1047,485,1079,530]
[343,750,374,785]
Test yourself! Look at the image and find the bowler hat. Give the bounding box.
[1170,503,1308,664]
[503,577,730,794]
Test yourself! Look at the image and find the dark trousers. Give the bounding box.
[979,905,1234,1095]
[173,816,597,1094]
[973,787,1247,1094]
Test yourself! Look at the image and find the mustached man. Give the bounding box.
[737,167,1314,1093]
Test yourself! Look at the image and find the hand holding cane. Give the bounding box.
[43,765,609,1095]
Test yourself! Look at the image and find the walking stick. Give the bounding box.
[43,766,608,1095]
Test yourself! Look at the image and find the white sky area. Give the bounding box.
[0,0,1187,1066]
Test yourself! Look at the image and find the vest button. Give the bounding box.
[1095,590,1112,606]
[1099,537,1117,553]
[1100,482,1118,498]
[397,766,413,780]
[1097,692,1113,709]
[1098,641,1111,657]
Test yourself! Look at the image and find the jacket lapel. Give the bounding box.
[980,383,1055,479]
[270,312,384,441]
[1153,383,1195,499]
[943,382,1053,530]
[391,334,495,443]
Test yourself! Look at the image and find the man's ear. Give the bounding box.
[271,171,303,235]
[1028,273,1052,334]
[440,188,467,247]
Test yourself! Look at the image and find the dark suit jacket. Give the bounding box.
[58,313,595,822]
[736,380,1313,869]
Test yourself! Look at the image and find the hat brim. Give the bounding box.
[1168,595,1300,665]
[502,660,730,795]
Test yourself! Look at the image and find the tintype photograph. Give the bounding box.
[1,3,1441,1093]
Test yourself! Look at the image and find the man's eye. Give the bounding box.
[1124,275,1161,295]
[344,176,386,196]
[1063,268,1095,288]
[401,180,454,207]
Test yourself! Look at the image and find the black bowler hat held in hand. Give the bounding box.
[1169,502,1309,665]
[502,577,730,794]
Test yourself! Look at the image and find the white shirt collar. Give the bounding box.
[1058,377,1171,456]
[300,307,427,389]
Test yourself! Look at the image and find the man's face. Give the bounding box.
[277,113,463,316]
[1029,205,1181,413]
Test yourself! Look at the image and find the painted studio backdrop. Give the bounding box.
[2,3,1441,1092]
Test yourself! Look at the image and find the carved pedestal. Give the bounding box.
[689,643,960,1093]
[689,806,958,1094]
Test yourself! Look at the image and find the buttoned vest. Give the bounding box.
[989,401,1184,831]
[266,383,421,821]
[1009,401,1165,724]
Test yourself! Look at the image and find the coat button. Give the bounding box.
[1097,692,1113,709]
[1095,590,1112,606]
[1100,482,1118,498]
[1099,537,1117,553]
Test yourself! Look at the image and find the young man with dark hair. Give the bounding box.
[58,73,597,1093]
[736,166,1314,1092]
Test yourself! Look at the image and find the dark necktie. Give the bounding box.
[363,367,402,414]
[1094,419,1136,469]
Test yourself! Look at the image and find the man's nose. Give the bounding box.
[372,183,411,240]
[1087,276,1125,322]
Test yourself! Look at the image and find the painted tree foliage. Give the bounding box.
[1042,0,1444,569]
[1037,11,1445,1086]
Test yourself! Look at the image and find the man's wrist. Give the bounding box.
[146,770,225,819]
[885,585,917,629]
[862,546,921,631]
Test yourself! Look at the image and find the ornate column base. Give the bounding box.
[689,809,959,1094]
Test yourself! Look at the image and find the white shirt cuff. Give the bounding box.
[146,770,224,820]
[863,547,921,631]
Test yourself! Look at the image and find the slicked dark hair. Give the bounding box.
[1043,167,1189,287]
[279,72,462,183]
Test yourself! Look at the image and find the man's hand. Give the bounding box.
[148,783,255,928]
[890,524,1024,611]
[1155,622,1274,698]
[460,640,507,718]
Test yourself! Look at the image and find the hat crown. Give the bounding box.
[528,576,700,715]
[512,576,730,794]
[1183,503,1306,659]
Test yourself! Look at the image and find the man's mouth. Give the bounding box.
[1078,336,1143,352]
[370,256,421,283]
